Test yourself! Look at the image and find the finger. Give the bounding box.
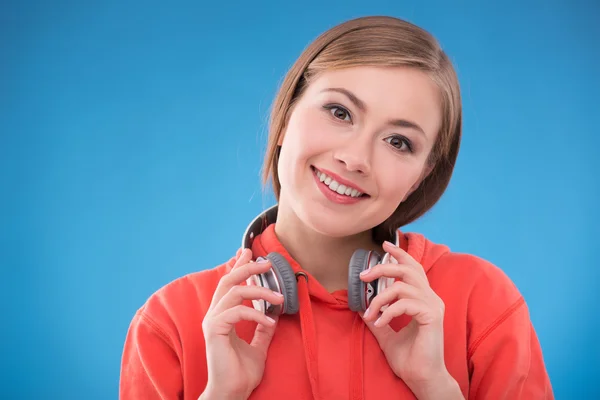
[205,305,276,338]
[213,285,284,314]
[251,315,279,352]
[362,281,421,322]
[226,248,246,273]
[360,311,395,344]
[383,241,426,277]
[210,257,273,308]
[233,248,253,268]
[360,263,427,289]
[374,298,436,327]
[382,241,417,264]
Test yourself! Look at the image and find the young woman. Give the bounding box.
[120,16,554,400]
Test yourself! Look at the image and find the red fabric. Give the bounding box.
[120,224,554,399]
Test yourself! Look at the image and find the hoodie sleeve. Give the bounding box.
[465,258,554,399]
[119,308,183,400]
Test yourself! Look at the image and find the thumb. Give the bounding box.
[250,315,279,352]
[360,312,394,345]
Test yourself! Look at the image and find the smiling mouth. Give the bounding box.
[311,166,368,198]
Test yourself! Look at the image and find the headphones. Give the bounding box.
[242,205,398,316]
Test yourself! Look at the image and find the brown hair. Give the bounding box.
[262,16,462,241]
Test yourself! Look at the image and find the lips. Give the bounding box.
[310,166,371,206]
[316,171,363,198]
[311,166,369,197]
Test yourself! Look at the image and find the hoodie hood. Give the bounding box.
[250,222,451,301]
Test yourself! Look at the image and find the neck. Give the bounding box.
[274,202,383,293]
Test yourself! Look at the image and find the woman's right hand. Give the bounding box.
[200,248,284,400]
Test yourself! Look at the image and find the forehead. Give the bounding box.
[305,66,442,138]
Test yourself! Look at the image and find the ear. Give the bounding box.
[422,163,434,180]
[276,116,289,146]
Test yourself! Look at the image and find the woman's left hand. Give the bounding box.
[360,241,463,399]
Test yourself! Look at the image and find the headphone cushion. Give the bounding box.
[348,249,371,311]
[266,252,299,314]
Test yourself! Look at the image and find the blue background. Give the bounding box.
[2,0,598,398]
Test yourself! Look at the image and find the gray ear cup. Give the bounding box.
[265,252,299,315]
[348,249,369,311]
[348,249,382,311]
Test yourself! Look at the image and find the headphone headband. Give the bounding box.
[242,205,279,249]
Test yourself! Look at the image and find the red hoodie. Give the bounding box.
[120,223,553,399]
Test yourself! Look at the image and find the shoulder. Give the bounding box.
[408,232,527,336]
[432,250,522,302]
[131,255,236,338]
[405,231,522,303]
[430,250,531,356]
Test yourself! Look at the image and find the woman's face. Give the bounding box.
[277,66,442,238]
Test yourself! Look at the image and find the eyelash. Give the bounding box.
[322,104,414,153]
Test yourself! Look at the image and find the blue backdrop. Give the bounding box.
[2,1,598,398]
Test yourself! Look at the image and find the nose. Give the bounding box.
[332,138,372,175]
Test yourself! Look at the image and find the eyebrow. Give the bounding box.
[320,87,427,137]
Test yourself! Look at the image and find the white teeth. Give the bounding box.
[314,168,363,198]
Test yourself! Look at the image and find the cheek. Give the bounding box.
[283,110,331,158]
[277,114,319,187]
[374,158,424,200]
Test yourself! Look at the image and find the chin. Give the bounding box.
[295,201,378,238]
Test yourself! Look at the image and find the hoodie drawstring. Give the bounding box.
[296,272,321,400]
[350,314,365,399]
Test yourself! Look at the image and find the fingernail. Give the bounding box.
[257,258,269,263]
[266,316,276,324]
[384,241,397,248]
[374,317,381,327]
[360,269,370,276]
[273,291,283,297]
[363,308,370,318]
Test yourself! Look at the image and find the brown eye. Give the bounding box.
[385,135,413,153]
[328,106,351,121]
[388,137,403,148]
